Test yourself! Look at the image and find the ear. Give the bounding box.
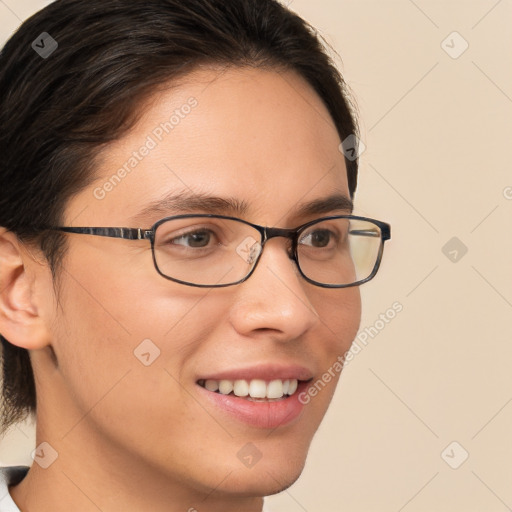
[0,228,52,350]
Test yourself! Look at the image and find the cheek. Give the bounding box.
[51,258,228,413]
[314,286,362,352]
[51,266,232,467]
[56,246,223,347]
[306,287,361,402]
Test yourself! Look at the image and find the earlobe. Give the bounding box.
[0,228,52,350]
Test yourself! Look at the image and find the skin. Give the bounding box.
[1,66,361,511]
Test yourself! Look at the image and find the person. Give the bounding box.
[0,0,390,510]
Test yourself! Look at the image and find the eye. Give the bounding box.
[300,229,336,248]
[171,229,215,248]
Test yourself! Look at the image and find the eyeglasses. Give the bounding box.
[54,214,391,288]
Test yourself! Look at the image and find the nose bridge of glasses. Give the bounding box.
[259,226,297,258]
[263,226,297,243]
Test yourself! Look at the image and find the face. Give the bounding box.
[37,67,361,500]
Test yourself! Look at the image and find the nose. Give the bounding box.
[228,237,318,341]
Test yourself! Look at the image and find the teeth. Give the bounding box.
[219,380,233,395]
[233,380,249,397]
[267,379,284,399]
[249,379,267,398]
[201,378,299,399]
[205,380,219,392]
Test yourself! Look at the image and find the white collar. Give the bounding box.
[0,466,28,512]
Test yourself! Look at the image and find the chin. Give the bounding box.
[261,468,304,496]
[213,453,307,498]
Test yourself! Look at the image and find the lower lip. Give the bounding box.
[197,382,309,429]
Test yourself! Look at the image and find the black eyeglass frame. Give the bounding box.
[54,214,391,289]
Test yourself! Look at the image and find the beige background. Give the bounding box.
[1,1,511,510]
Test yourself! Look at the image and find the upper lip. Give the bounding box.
[196,363,314,383]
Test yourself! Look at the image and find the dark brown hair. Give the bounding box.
[0,0,359,435]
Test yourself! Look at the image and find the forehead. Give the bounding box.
[68,66,350,226]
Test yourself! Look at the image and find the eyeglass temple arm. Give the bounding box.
[56,227,153,240]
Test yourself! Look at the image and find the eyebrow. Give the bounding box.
[295,193,353,216]
[131,192,249,222]
[130,191,353,224]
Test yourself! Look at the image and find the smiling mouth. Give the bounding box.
[197,378,304,401]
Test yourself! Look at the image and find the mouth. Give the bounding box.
[197,378,300,401]
[195,367,314,429]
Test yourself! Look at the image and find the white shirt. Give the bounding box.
[0,466,274,511]
[0,466,27,511]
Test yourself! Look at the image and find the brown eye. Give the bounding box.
[171,230,213,248]
[300,229,336,248]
